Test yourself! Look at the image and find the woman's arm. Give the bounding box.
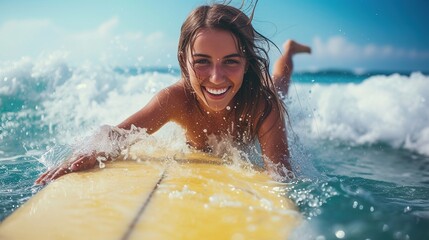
[116,85,179,132]
[257,104,293,181]
[35,83,183,185]
[273,40,311,95]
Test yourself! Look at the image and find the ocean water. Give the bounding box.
[1,53,429,239]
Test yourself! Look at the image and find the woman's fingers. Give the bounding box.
[49,165,72,181]
[35,167,59,185]
[35,154,101,185]
[35,170,50,183]
[34,170,51,185]
[35,164,69,185]
[34,159,80,185]
[70,155,97,171]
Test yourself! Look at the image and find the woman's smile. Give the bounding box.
[203,86,231,99]
[204,86,229,96]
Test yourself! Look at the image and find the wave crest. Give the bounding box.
[289,72,429,155]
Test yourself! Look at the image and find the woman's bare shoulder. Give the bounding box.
[116,79,190,131]
[155,80,196,126]
[159,80,187,99]
[155,80,194,112]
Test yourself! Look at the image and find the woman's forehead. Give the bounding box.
[190,28,241,55]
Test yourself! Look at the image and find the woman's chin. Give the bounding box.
[205,104,229,113]
[202,94,234,113]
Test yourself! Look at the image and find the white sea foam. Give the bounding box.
[288,72,429,156]
[0,53,71,99]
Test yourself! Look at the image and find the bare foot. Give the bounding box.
[283,40,311,55]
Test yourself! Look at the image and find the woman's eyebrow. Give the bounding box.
[192,53,242,58]
[224,53,242,58]
[192,53,211,58]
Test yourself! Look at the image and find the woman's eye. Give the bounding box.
[224,59,240,65]
[194,59,210,65]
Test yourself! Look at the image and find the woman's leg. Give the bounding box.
[273,40,311,95]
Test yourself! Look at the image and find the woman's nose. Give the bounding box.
[209,63,226,84]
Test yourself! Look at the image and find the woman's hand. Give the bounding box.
[34,153,99,185]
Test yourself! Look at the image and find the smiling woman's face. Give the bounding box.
[186,28,247,112]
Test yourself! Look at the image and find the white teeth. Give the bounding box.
[205,87,228,95]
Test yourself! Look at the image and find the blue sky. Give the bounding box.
[1,0,428,72]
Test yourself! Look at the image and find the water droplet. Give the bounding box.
[382,224,389,232]
[404,206,412,213]
[226,106,231,110]
[335,230,345,239]
[352,201,358,208]
[203,129,207,133]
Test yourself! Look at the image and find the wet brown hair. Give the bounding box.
[177,3,286,143]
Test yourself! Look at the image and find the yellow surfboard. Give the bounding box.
[0,151,300,240]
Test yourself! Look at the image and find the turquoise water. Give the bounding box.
[1,55,429,239]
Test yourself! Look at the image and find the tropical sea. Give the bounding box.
[1,53,429,239]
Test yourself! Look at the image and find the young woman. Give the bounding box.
[35,3,310,185]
